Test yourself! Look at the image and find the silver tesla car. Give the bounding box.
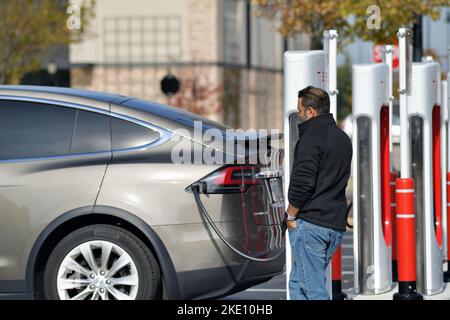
[0,85,285,300]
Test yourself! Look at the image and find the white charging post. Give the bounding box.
[352,63,392,295]
[324,30,338,120]
[283,30,340,299]
[398,28,413,179]
[406,61,444,296]
[283,50,329,299]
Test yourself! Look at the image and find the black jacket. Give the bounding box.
[288,113,352,231]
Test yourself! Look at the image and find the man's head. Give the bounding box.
[297,86,330,123]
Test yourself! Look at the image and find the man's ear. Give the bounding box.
[308,107,317,116]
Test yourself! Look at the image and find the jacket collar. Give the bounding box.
[297,113,335,137]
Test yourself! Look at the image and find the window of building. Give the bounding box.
[251,4,284,70]
[223,0,247,65]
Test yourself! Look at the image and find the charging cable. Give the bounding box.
[191,183,286,262]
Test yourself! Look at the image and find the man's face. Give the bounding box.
[297,98,314,123]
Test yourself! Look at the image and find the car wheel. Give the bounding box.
[43,224,161,300]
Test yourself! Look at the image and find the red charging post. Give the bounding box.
[390,172,399,282]
[393,178,423,300]
[381,107,391,249]
[445,173,450,282]
[331,245,347,300]
[432,106,443,248]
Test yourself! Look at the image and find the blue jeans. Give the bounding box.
[288,219,343,300]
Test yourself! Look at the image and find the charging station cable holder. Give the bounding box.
[255,170,285,209]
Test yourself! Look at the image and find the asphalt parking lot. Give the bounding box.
[221,272,286,300]
[340,231,354,292]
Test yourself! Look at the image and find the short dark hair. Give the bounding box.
[298,86,330,115]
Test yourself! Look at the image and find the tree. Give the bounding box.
[350,0,447,44]
[337,55,352,121]
[253,0,449,48]
[170,66,223,118]
[254,0,350,49]
[0,0,95,84]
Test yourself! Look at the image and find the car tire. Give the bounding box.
[43,224,161,300]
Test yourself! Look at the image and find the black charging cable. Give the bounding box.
[191,183,286,262]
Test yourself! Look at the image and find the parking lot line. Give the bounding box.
[342,271,354,275]
[246,289,287,292]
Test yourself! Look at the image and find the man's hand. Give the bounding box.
[286,203,300,231]
[286,203,300,217]
[286,219,297,230]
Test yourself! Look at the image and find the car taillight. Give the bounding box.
[199,165,261,194]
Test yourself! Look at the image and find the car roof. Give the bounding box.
[0,85,127,111]
[0,85,226,124]
[121,98,230,131]
[0,85,123,102]
[0,85,231,132]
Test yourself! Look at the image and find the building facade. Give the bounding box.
[70,0,310,130]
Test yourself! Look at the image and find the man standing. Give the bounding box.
[286,86,352,300]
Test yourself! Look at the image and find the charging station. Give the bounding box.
[407,61,444,296]
[352,63,392,295]
[320,27,450,300]
[283,50,329,298]
[284,50,327,171]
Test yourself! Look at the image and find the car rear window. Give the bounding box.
[121,98,231,132]
[111,117,160,150]
[70,109,111,154]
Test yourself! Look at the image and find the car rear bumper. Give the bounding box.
[174,252,285,300]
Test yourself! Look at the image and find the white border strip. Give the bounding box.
[396,189,414,193]
[397,214,415,219]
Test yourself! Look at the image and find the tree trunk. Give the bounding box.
[310,14,323,50]
[412,14,423,62]
[310,34,323,50]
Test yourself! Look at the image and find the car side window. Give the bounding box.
[0,100,76,160]
[111,117,160,150]
[71,110,111,154]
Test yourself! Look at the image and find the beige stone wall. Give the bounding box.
[72,64,283,130]
[72,64,222,120]
[187,0,219,62]
[70,0,283,131]
[222,67,283,131]
[70,0,190,63]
